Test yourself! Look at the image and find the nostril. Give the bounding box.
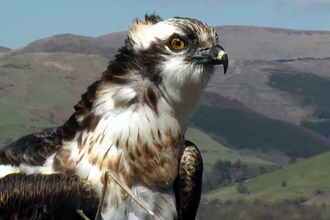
[200,47,210,51]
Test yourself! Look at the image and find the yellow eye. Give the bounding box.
[170,38,185,50]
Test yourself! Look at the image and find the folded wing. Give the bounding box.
[0,114,79,166]
[174,140,203,220]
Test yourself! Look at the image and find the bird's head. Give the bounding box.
[106,14,228,114]
[126,15,228,81]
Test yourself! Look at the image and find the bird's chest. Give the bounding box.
[122,130,183,188]
[51,100,187,219]
[55,109,185,190]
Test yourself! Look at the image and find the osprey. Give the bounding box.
[0,15,228,220]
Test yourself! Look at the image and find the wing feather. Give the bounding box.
[0,173,99,220]
[174,140,203,220]
[0,114,79,166]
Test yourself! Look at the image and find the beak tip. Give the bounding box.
[223,64,228,74]
[216,48,228,74]
[221,53,229,74]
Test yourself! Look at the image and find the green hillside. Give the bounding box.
[191,106,330,158]
[0,53,108,146]
[204,151,330,204]
[186,127,273,165]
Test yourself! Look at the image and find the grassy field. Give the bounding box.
[186,127,274,165]
[0,100,53,146]
[204,151,330,204]
[0,53,108,147]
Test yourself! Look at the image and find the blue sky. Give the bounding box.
[1,0,329,49]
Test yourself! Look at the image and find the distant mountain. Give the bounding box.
[97,31,127,48]
[0,46,11,53]
[212,26,330,61]
[8,34,118,59]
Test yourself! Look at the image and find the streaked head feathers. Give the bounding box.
[104,14,228,112]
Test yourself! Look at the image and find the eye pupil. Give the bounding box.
[175,40,181,46]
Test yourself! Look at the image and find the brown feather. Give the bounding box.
[142,83,161,114]
[0,114,79,167]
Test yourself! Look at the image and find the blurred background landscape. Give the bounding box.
[1,0,330,219]
[1,25,330,219]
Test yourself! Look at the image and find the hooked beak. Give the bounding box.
[191,44,228,74]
